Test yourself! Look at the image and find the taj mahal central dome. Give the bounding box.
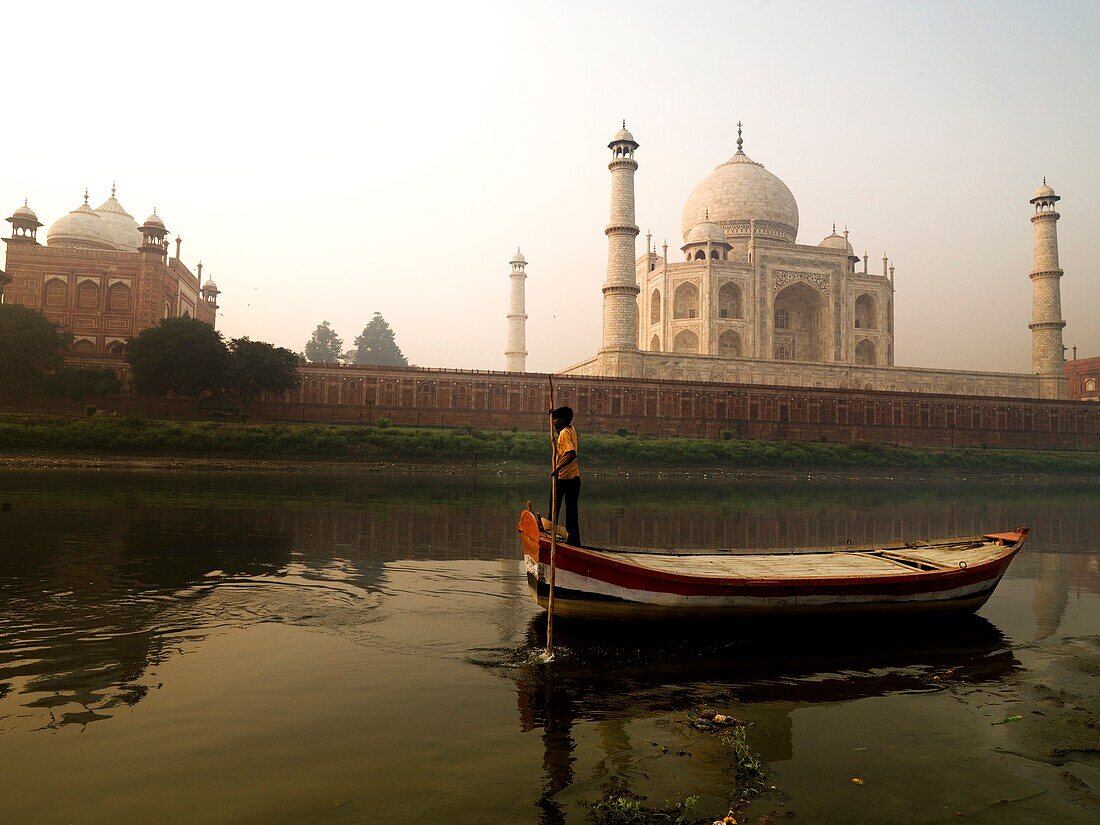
[681,126,799,244]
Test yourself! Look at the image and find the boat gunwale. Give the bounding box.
[519,512,1029,591]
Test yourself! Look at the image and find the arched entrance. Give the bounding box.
[773,282,827,362]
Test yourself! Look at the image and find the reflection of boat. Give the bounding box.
[518,510,1028,620]
[502,614,1020,824]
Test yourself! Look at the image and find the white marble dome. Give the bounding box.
[47,197,116,250]
[684,221,729,246]
[12,202,38,222]
[511,247,526,264]
[143,211,165,229]
[94,193,142,249]
[681,149,799,243]
[818,229,853,254]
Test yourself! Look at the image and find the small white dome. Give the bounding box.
[818,230,854,254]
[94,192,142,249]
[143,211,165,229]
[684,221,729,246]
[202,278,218,292]
[510,247,526,264]
[12,202,38,222]
[1030,179,1059,204]
[47,197,116,250]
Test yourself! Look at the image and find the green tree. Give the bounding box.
[43,367,122,400]
[350,312,408,366]
[0,303,72,396]
[227,337,302,404]
[304,321,345,363]
[127,317,229,397]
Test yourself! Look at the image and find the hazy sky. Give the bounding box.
[4,1,1097,374]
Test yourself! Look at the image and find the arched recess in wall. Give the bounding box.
[718,282,742,319]
[72,338,96,354]
[673,282,699,319]
[1085,378,1097,393]
[887,343,893,364]
[773,282,827,362]
[77,280,99,310]
[650,334,661,352]
[107,282,131,312]
[855,338,877,365]
[718,329,741,357]
[45,278,68,308]
[650,289,661,324]
[673,329,699,353]
[887,300,893,334]
[305,379,323,404]
[855,294,877,329]
[342,380,362,406]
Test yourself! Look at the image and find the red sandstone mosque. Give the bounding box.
[2,187,219,356]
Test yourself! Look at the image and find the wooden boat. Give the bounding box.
[517,509,1029,620]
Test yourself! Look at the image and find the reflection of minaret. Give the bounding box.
[506,248,528,372]
[1031,552,1070,640]
[1029,179,1069,400]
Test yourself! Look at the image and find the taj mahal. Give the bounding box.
[506,123,1069,401]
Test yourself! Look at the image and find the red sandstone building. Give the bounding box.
[2,191,218,356]
[1065,356,1100,403]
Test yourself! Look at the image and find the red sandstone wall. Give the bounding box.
[27,359,1099,452]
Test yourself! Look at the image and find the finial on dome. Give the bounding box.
[832,222,836,234]
[83,188,89,204]
[622,119,626,129]
[1043,176,1047,186]
[736,121,743,154]
[705,208,710,221]
[111,181,116,198]
[153,206,157,215]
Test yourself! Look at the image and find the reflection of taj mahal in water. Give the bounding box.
[541,123,1070,400]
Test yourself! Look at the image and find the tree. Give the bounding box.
[350,312,408,366]
[127,317,229,397]
[304,321,345,363]
[43,367,122,400]
[0,304,72,396]
[227,337,301,404]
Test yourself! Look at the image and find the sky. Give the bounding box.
[3,0,1098,375]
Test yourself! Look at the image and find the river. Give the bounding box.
[0,470,1097,823]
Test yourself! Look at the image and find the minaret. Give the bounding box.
[601,122,640,360]
[1029,179,1068,399]
[506,247,528,372]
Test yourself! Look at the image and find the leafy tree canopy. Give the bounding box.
[0,304,72,396]
[304,321,345,364]
[127,317,229,397]
[350,312,408,366]
[227,337,302,403]
[43,367,122,400]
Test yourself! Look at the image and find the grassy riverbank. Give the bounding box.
[0,412,1097,474]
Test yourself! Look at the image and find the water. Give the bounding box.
[0,470,1097,823]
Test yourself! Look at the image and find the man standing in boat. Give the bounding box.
[550,406,582,546]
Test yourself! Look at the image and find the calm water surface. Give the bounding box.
[0,470,1097,823]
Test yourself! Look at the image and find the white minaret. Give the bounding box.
[601,122,640,355]
[506,247,528,372]
[1029,179,1068,400]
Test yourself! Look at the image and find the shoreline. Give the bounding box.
[2,453,1098,484]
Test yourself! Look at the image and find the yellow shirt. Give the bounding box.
[556,426,580,480]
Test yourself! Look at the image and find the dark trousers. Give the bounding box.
[552,477,581,547]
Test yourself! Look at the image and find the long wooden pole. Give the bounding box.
[545,373,558,658]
